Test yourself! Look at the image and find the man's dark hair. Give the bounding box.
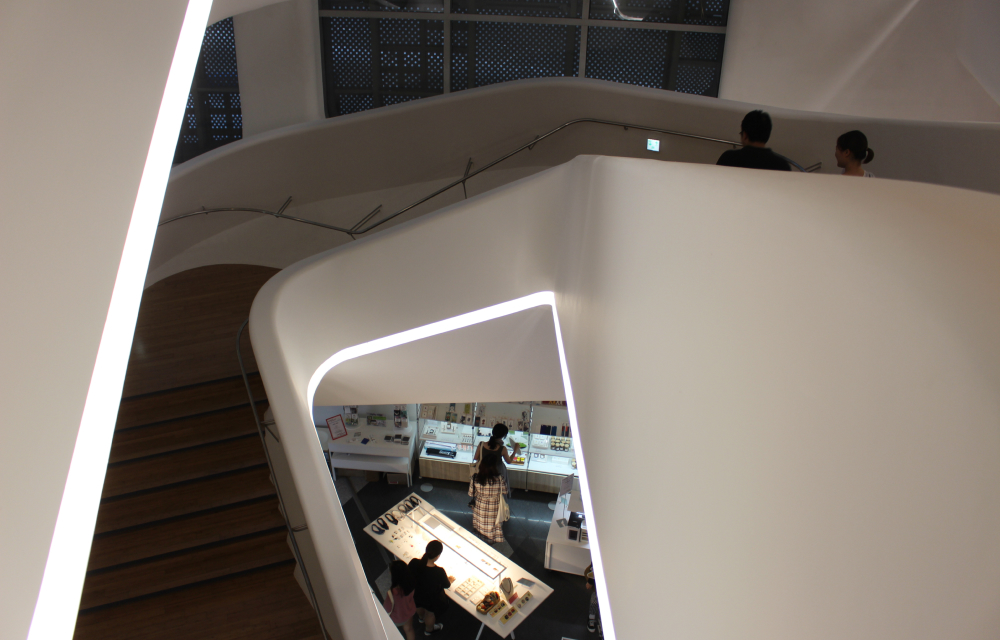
[741,110,772,144]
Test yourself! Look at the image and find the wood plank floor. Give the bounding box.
[75,265,321,639]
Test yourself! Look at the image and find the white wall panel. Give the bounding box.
[0,2,190,638]
[721,0,1000,122]
[250,156,1000,640]
[234,0,325,138]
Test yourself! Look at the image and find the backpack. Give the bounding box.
[383,586,416,625]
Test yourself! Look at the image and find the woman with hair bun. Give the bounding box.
[835,130,876,177]
[473,424,520,496]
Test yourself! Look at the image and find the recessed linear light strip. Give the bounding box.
[26,2,214,639]
[307,290,616,640]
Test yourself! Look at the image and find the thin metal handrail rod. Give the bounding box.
[159,117,816,237]
[354,117,810,234]
[236,320,330,640]
[158,196,359,233]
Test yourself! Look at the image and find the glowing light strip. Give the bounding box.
[306,291,616,640]
[26,2,213,638]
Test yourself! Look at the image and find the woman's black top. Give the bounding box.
[408,560,450,607]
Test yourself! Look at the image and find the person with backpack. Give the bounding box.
[407,540,455,636]
[382,560,417,640]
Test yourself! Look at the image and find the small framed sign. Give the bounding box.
[326,414,348,440]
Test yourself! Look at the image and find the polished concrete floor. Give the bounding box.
[336,475,593,639]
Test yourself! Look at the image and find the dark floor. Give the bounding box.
[339,476,591,640]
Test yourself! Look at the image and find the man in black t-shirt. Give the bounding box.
[716,110,791,171]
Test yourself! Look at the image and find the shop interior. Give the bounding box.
[312,401,595,639]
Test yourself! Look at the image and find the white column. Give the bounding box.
[234,0,326,138]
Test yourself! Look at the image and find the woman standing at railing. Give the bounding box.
[836,130,876,177]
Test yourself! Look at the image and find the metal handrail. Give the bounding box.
[160,117,819,239]
[236,320,330,640]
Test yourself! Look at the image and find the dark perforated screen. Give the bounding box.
[321,17,445,115]
[450,22,580,91]
[451,0,582,18]
[174,18,243,165]
[585,27,722,95]
[313,3,730,117]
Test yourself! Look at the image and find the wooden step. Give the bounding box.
[74,561,320,640]
[102,435,266,499]
[88,498,285,571]
[95,466,275,534]
[116,375,266,430]
[110,405,263,463]
[80,528,291,610]
[121,265,277,397]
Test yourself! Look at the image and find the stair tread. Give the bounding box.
[102,436,266,498]
[122,265,276,397]
[74,561,320,640]
[80,529,292,610]
[88,498,284,571]
[95,466,275,534]
[110,405,263,463]
[116,375,266,430]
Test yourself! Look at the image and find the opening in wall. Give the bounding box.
[306,301,610,638]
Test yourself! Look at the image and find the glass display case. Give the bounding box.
[418,403,576,493]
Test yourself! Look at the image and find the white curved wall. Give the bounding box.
[250,155,1000,640]
[721,0,1000,122]
[1,2,193,638]
[153,78,1000,288]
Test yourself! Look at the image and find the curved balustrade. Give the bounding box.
[158,117,818,238]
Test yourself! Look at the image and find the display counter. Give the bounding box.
[366,493,553,637]
[544,482,591,575]
[418,416,577,493]
[418,420,530,488]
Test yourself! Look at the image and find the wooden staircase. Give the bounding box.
[74,265,322,640]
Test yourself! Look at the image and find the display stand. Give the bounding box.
[544,482,592,575]
[418,420,529,489]
[418,403,578,494]
[365,493,552,638]
[315,405,417,485]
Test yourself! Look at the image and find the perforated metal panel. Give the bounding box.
[325,17,374,90]
[318,4,728,116]
[451,0,582,18]
[585,26,672,89]
[201,18,240,86]
[679,31,723,62]
[321,17,444,115]
[321,0,445,13]
[174,18,243,165]
[451,22,579,91]
[674,63,717,95]
[682,0,728,26]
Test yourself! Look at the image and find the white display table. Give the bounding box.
[316,408,416,485]
[366,493,552,638]
[544,485,591,576]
